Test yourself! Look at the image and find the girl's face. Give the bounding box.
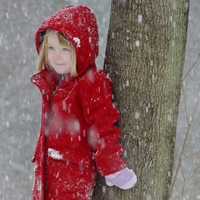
[47,31,72,75]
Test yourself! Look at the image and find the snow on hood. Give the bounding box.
[35,5,99,76]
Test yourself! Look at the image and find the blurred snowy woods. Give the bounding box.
[0,0,199,199]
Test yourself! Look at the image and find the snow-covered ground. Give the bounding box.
[0,0,199,199]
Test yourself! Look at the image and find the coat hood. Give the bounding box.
[35,5,99,76]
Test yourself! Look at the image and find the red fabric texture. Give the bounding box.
[31,5,126,200]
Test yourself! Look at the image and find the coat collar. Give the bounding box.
[30,69,76,92]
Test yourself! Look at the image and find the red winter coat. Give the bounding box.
[30,5,126,200]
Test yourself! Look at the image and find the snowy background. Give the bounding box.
[0,0,199,199]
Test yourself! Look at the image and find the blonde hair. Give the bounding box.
[36,29,77,77]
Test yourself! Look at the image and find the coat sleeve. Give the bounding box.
[80,70,127,176]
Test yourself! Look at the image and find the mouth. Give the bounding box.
[55,63,65,66]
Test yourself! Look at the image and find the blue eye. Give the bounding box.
[48,46,54,50]
[62,47,70,52]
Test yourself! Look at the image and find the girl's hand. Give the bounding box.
[105,167,137,190]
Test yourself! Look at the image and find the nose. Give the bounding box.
[54,51,62,60]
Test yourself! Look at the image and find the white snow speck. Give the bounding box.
[135,40,140,47]
[138,14,143,23]
[102,185,106,193]
[126,80,129,86]
[150,60,154,66]
[135,111,140,119]
[167,114,172,121]
[143,132,147,137]
[6,13,9,19]
[73,37,81,47]
[5,175,9,181]
[48,148,63,160]
[6,121,10,128]
[168,170,171,177]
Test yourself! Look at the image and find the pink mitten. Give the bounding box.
[105,167,137,190]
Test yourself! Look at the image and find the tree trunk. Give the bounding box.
[92,0,189,199]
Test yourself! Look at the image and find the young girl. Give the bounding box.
[30,5,137,200]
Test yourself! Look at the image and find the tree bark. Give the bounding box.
[92,0,189,199]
